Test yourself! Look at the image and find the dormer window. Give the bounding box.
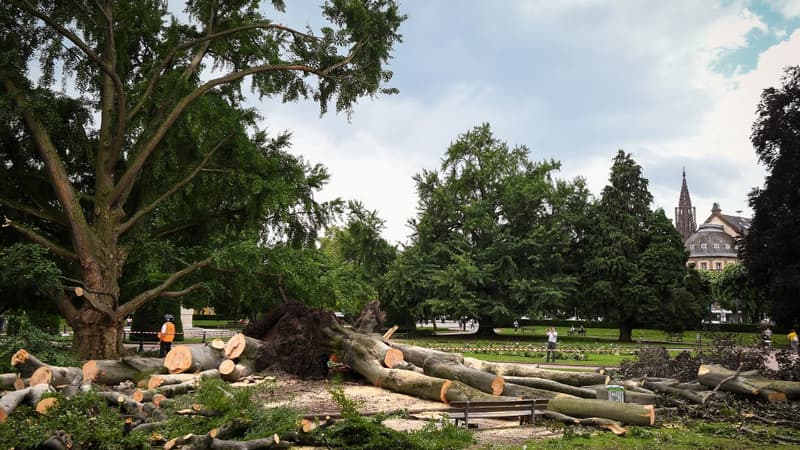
[713,243,720,249]
[700,243,707,249]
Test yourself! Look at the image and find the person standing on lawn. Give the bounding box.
[545,327,558,362]
[158,314,176,358]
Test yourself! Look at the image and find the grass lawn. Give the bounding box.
[518,421,800,449]
[397,325,769,368]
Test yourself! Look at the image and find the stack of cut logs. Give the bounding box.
[3,328,800,447]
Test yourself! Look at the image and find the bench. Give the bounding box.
[446,399,549,428]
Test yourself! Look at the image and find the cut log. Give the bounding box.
[590,385,658,405]
[147,372,206,390]
[0,384,53,423]
[423,359,505,396]
[164,344,225,374]
[643,380,712,404]
[547,398,655,426]
[10,349,46,377]
[383,348,404,369]
[462,357,609,387]
[325,325,513,403]
[501,382,578,400]
[219,359,254,381]
[28,366,52,386]
[120,356,168,374]
[36,397,58,415]
[392,343,463,367]
[10,350,81,387]
[82,359,143,385]
[697,364,761,396]
[96,392,144,416]
[223,333,265,361]
[503,376,597,398]
[748,380,800,400]
[0,373,21,390]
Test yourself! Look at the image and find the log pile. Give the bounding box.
[4,301,800,447]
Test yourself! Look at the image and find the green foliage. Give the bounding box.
[744,66,800,329]
[329,382,366,419]
[0,243,63,316]
[321,200,398,316]
[0,0,405,359]
[581,151,705,339]
[385,123,589,333]
[0,312,76,372]
[0,391,149,449]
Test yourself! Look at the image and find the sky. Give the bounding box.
[243,0,800,246]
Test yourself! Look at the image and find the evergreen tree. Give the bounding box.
[581,151,701,340]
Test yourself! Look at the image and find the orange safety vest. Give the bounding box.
[158,322,176,342]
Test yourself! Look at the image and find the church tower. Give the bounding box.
[675,169,696,241]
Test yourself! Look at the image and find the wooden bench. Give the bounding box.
[446,399,549,428]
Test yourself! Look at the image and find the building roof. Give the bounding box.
[685,223,738,258]
[701,202,751,236]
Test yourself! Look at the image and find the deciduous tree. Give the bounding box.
[743,65,800,329]
[0,0,404,359]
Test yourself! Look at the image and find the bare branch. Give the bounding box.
[3,216,78,261]
[119,256,214,316]
[116,134,231,236]
[113,62,326,207]
[160,282,205,298]
[128,22,320,119]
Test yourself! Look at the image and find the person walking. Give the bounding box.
[158,314,176,358]
[513,320,519,333]
[545,327,558,362]
[761,326,773,348]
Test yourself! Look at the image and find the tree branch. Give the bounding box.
[181,0,217,81]
[159,282,205,298]
[118,256,214,316]
[128,22,320,119]
[116,134,231,236]
[12,1,126,105]
[3,216,78,261]
[112,62,327,207]
[2,76,96,262]
[0,196,68,226]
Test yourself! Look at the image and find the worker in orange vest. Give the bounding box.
[158,314,176,357]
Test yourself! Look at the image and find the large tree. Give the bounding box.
[743,65,800,329]
[0,0,404,359]
[581,151,701,341]
[384,124,589,336]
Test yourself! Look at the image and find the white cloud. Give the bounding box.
[247,1,799,244]
[772,0,800,19]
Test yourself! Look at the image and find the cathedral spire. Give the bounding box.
[675,168,697,241]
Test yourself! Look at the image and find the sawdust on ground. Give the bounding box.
[256,371,562,448]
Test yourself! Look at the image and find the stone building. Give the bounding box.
[673,172,751,270]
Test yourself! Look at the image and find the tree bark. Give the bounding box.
[547,398,655,426]
[502,376,598,398]
[697,364,761,396]
[461,357,609,386]
[0,384,53,423]
[83,358,164,385]
[165,344,226,374]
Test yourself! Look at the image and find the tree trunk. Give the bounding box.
[68,309,127,360]
[618,322,633,342]
[474,316,496,338]
[547,398,655,426]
